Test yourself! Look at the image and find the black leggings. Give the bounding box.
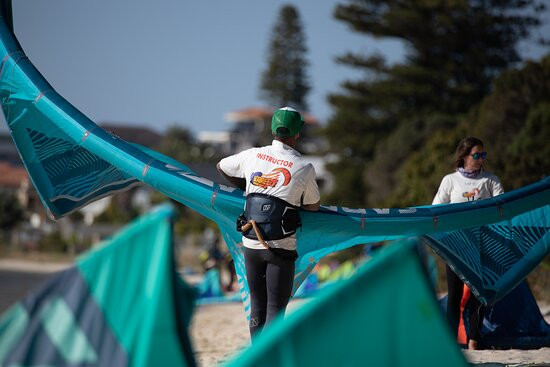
[244,247,296,338]
[446,265,485,342]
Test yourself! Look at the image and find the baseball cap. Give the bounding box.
[271,107,304,137]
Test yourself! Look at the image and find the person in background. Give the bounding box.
[432,136,504,350]
[217,107,320,338]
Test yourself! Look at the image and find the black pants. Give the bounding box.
[243,247,296,338]
[446,265,484,342]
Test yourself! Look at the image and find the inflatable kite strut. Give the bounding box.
[0,5,549,311]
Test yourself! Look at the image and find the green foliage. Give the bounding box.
[36,230,90,255]
[323,159,369,206]
[38,231,68,253]
[390,55,550,205]
[150,126,222,234]
[158,125,221,164]
[150,191,217,237]
[506,103,550,187]
[333,0,544,117]
[0,191,23,231]
[260,5,310,111]
[95,199,140,224]
[388,121,467,206]
[173,211,218,237]
[469,57,550,190]
[367,114,459,205]
[325,0,546,206]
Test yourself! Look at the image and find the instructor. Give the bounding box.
[217,107,320,337]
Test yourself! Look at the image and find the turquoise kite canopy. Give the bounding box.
[226,238,469,367]
[0,206,469,367]
[0,204,197,367]
[0,4,549,316]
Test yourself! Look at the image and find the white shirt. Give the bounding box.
[432,171,504,205]
[219,140,320,250]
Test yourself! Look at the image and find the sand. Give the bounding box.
[190,303,249,366]
[190,300,550,367]
[1,260,549,366]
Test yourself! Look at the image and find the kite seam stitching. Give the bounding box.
[211,184,219,206]
[81,127,96,142]
[33,92,44,103]
[142,159,154,177]
[0,50,23,77]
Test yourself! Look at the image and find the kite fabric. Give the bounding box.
[0,204,197,367]
[1,4,549,316]
[422,205,550,305]
[225,239,468,367]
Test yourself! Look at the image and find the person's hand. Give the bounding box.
[302,201,320,211]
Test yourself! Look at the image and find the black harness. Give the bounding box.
[237,193,301,241]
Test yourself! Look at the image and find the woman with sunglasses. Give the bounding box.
[432,136,504,349]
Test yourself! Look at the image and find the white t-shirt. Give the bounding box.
[432,171,504,205]
[218,140,320,250]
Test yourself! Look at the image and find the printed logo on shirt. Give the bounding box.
[250,168,291,189]
[462,188,481,201]
[256,153,293,168]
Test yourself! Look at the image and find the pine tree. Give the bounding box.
[260,5,310,112]
[324,0,546,207]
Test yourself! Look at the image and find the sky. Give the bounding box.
[2,1,548,135]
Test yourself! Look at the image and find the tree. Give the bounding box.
[390,54,550,206]
[158,125,221,164]
[472,55,550,190]
[260,5,310,112]
[0,191,23,232]
[155,127,222,236]
[506,103,550,187]
[324,0,546,207]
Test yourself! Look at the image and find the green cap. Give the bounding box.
[271,107,304,137]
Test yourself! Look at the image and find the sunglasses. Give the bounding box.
[471,152,487,160]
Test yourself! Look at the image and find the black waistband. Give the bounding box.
[245,192,297,209]
[241,193,301,241]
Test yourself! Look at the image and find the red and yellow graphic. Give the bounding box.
[250,168,291,189]
[462,188,481,201]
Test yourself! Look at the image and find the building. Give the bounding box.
[0,133,21,166]
[198,106,333,194]
[197,131,232,156]
[199,107,323,154]
[225,106,322,154]
[0,162,35,209]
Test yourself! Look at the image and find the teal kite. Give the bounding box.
[0,3,549,319]
[0,207,470,366]
[0,204,197,367]
[225,239,469,367]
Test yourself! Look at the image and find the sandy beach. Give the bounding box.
[190,300,550,367]
[1,260,549,366]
